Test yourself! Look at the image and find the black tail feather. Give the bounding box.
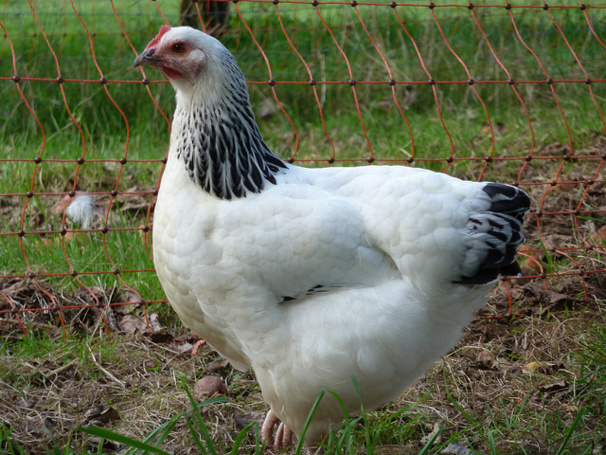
[457,183,530,285]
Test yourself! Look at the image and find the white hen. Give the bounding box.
[135,26,530,450]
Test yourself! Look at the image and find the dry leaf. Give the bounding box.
[519,252,544,275]
[51,195,71,215]
[523,282,572,309]
[539,381,570,395]
[174,341,195,354]
[522,361,542,375]
[148,312,164,333]
[591,225,606,244]
[117,289,141,303]
[552,182,576,193]
[112,302,137,315]
[75,286,111,304]
[119,314,148,334]
[522,361,559,375]
[116,186,152,214]
[505,367,523,379]
[476,350,495,363]
[207,359,230,373]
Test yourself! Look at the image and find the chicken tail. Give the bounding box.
[458,183,531,285]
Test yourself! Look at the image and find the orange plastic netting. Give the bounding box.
[1,1,604,336]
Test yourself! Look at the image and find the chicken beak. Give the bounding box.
[133,49,159,68]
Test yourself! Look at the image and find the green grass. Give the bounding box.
[433,317,606,455]
[2,1,605,163]
[2,0,605,285]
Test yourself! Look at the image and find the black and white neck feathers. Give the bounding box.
[171,47,287,200]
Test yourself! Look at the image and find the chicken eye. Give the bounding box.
[173,43,185,53]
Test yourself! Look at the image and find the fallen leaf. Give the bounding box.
[116,289,141,304]
[552,182,576,193]
[544,290,569,306]
[539,381,571,396]
[112,302,137,315]
[51,195,71,215]
[119,314,148,334]
[522,361,542,375]
[75,286,111,304]
[207,359,230,373]
[112,290,140,315]
[591,225,606,244]
[539,141,566,156]
[148,312,164,332]
[174,341,195,354]
[523,282,572,309]
[116,188,152,214]
[522,361,560,375]
[519,252,544,276]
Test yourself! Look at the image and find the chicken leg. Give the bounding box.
[261,409,293,452]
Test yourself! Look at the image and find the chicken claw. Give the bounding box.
[261,409,293,452]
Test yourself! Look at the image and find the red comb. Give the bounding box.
[145,25,171,50]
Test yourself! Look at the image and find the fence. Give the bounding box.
[1,0,605,338]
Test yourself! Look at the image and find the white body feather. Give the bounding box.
[154,154,490,443]
[139,26,529,447]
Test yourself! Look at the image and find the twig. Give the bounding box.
[86,345,126,389]
[44,358,79,380]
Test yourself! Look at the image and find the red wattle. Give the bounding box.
[162,66,183,79]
